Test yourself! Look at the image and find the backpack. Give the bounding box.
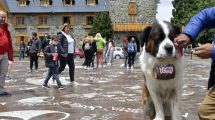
[127,42,135,53]
[84,42,91,50]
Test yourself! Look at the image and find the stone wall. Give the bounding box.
[109,0,157,51]
[8,13,89,49]
[109,0,157,23]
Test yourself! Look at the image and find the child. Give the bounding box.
[19,40,27,60]
[43,35,66,89]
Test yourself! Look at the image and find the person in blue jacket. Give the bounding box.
[175,7,215,119]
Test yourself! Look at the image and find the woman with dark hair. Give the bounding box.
[82,36,97,70]
[106,39,115,65]
[122,36,129,68]
[57,23,78,85]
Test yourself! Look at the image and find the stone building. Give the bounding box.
[2,0,157,51]
[110,0,157,51]
[3,0,108,49]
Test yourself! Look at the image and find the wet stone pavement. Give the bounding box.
[0,55,211,120]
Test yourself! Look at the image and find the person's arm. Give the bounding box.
[183,7,215,40]
[58,44,66,57]
[44,46,53,58]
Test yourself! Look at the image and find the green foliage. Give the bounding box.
[90,12,113,40]
[171,0,215,44]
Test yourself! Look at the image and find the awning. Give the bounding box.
[113,23,151,32]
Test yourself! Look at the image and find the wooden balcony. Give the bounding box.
[113,23,151,32]
[36,25,50,29]
[14,25,27,29]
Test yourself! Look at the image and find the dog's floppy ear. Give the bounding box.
[140,26,152,47]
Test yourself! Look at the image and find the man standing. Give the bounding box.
[175,7,215,119]
[28,32,41,73]
[0,10,14,96]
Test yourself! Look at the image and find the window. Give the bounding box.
[86,16,94,25]
[16,35,28,45]
[62,16,75,26]
[63,0,75,5]
[16,16,25,25]
[18,0,30,6]
[63,16,70,24]
[86,0,98,6]
[13,15,26,28]
[40,0,53,6]
[128,15,136,23]
[35,15,50,28]
[39,16,48,25]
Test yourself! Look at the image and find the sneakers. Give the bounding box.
[58,85,66,90]
[0,91,12,97]
[28,69,33,73]
[70,81,79,86]
[131,66,134,69]
[42,84,50,89]
[84,66,87,70]
[35,70,39,73]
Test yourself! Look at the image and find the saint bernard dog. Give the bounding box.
[139,20,184,120]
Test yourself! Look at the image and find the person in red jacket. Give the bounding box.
[0,10,14,97]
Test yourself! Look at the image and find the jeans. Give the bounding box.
[108,50,114,64]
[91,54,95,67]
[128,52,136,67]
[84,50,94,67]
[58,53,75,82]
[19,50,25,60]
[44,66,62,86]
[0,53,8,93]
[29,53,38,70]
[124,56,128,67]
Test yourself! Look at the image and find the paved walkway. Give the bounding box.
[0,55,211,119]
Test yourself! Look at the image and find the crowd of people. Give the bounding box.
[6,21,138,90]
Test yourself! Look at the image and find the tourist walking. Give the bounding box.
[94,33,106,68]
[43,35,66,89]
[127,37,137,69]
[0,10,14,96]
[58,23,78,85]
[122,36,129,68]
[106,39,115,66]
[82,36,97,70]
[27,32,41,73]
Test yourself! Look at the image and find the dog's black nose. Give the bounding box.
[164,44,173,53]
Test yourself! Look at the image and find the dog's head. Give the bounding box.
[141,21,180,58]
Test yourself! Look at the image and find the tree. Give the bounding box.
[90,12,113,40]
[171,0,215,44]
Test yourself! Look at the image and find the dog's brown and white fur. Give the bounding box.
[139,21,183,120]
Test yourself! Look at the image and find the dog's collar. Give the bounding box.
[153,64,175,80]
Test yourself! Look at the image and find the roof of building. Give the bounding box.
[6,0,109,13]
